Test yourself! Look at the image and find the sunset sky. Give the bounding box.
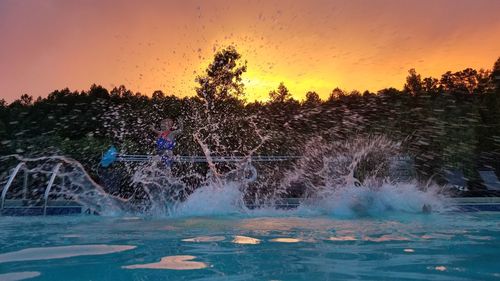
[1,0,499,102]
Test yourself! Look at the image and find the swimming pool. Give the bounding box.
[1,212,499,281]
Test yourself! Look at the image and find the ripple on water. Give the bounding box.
[182,236,225,242]
[362,234,410,242]
[433,266,447,271]
[61,234,81,238]
[0,245,136,263]
[232,235,261,244]
[270,238,302,243]
[328,236,357,241]
[0,272,41,281]
[122,255,208,270]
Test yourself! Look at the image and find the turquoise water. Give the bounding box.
[1,213,499,280]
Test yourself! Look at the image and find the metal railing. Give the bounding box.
[1,162,67,215]
[1,162,26,210]
[115,154,302,163]
[43,163,62,215]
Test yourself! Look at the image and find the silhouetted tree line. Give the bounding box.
[1,46,499,190]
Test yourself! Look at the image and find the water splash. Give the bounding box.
[279,135,402,198]
[0,133,446,218]
[299,182,445,218]
[170,181,246,217]
[1,95,448,219]
[165,135,444,217]
[274,135,445,217]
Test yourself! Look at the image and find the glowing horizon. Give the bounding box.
[1,0,499,103]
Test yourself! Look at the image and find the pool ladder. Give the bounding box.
[0,162,83,216]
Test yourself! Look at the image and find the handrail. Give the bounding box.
[43,163,62,216]
[115,154,302,163]
[112,154,411,164]
[1,162,26,210]
[22,171,29,200]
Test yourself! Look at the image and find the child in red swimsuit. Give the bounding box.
[150,118,182,166]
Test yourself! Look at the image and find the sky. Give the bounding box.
[1,0,500,102]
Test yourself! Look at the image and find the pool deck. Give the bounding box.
[449,197,500,212]
[267,197,500,212]
[0,200,88,216]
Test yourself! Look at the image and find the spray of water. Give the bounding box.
[0,100,448,217]
[159,134,446,217]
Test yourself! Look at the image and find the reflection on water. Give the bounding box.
[163,225,181,231]
[182,236,225,242]
[328,236,357,241]
[238,217,335,232]
[270,238,302,243]
[122,255,208,270]
[121,217,141,221]
[465,234,494,241]
[0,272,41,281]
[434,266,447,271]
[0,245,136,263]
[0,214,498,280]
[362,235,410,242]
[61,234,81,238]
[232,235,261,244]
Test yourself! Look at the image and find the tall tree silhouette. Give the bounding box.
[269,82,292,103]
[422,77,439,95]
[404,69,422,96]
[493,57,500,93]
[304,91,321,106]
[328,87,346,101]
[195,46,247,109]
[88,84,109,99]
[110,85,134,99]
[18,94,33,106]
[439,69,479,95]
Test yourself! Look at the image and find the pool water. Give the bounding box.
[1,213,499,280]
